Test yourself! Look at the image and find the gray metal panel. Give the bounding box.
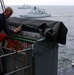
[33,39,57,54]
[33,40,58,75]
[2,48,32,75]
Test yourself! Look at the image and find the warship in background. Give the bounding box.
[19,6,51,18]
[18,4,33,9]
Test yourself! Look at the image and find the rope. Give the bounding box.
[0,0,5,12]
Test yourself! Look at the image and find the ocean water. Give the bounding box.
[0,5,74,68]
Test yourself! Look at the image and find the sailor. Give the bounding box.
[0,7,22,35]
[0,7,22,74]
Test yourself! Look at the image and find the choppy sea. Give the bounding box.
[0,5,74,68]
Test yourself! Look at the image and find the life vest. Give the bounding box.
[0,33,7,42]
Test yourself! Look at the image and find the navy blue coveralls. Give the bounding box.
[0,13,14,34]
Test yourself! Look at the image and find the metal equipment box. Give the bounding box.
[0,17,67,75]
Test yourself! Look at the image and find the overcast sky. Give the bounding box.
[3,0,74,5]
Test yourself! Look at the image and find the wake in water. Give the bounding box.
[52,14,74,17]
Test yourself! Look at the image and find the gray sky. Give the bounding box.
[4,0,74,5]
